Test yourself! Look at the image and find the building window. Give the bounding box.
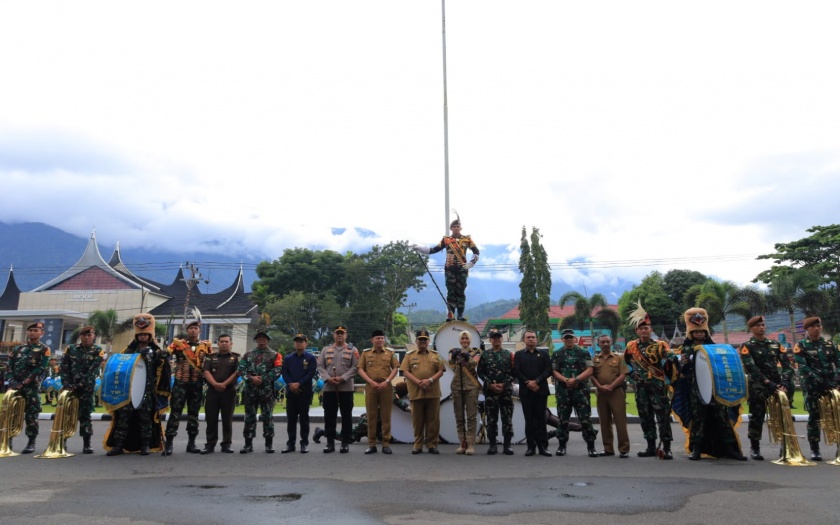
[213,325,233,343]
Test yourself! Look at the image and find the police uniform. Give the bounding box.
[60,326,104,453]
[592,350,630,456]
[5,322,51,453]
[202,349,240,453]
[399,330,444,452]
[358,337,399,450]
[317,327,359,451]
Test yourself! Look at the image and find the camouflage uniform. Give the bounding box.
[739,336,794,441]
[793,337,840,445]
[477,347,514,441]
[6,342,51,437]
[428,235,479,317]
[165,339,210,441]
[551,345,597,444]
[60,342,105,438]
[0,354,9,393]
[624,339,674,443]
[238,347,282,439]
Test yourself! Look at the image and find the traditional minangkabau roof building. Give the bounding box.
[0,230,258,354]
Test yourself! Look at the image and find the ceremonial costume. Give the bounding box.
[317,326,359,452]
[281,334,318,453]
[552,332,598,457]
[237,330,282,453]
[672,308,745,461]
[400,330,445,453]
[448,332,481,455]
[60,326,104,453]
[739,315,794,460]
[358,330,399,453]
[5,322,51,453]
[164,321,210,455]
[201,342,239,454]
[792,316,840,460]
[513,337,552,456]
[104,314,172,456]
[476,330,515,455]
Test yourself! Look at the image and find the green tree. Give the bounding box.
[662,269,707,320]
[768,268,832,344]
[518,226,552,344]
[558,291,620,344]
[617,272,675,339]
[684,279,755,344]
[254,248,353,305]
[262,291,345,347]
[756,224,840,290]
[85,308,130,354]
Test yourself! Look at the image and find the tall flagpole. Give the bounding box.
[441,0,450,235]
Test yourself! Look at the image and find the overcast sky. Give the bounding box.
[2,1,839,294]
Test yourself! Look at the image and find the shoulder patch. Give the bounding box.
[793,345,801,354]
[739,345,749,355]
[779,347,787,354]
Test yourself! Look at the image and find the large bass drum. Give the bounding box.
[101,353,148,411]
[432,320,481,401]
[694,344,747,406]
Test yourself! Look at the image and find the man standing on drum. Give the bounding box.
[514,330,552,457]
[401,329,445,454]
[201,333,240,454]
[317,326,359,453]
[281,333,318,454]
[60,325,104,454]
[477,329,515,455]
[237,329,282,453]
[358,330,399,455]
[624,302,675,459]
[739,316,794,460]
[164,319,210,455]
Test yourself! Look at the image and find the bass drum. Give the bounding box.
[694,344,747,406]
[390,405,415,445]
[437,398,459,444]
[511,398,527,444]
[432,320,481,401]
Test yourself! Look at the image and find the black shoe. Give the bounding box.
[240,440,254,454]
[750,439,764,460]
[810,446,822,462]
[281,445,295,454]
[300,444,309,454]
[162,437,174,456]
[140,441,150,456]
[364,446,378,455]
[555,444,566,457]
[503,437,513,455]
[428,448,439,455]
[265,438,275,453]
[106,443,124,457]
[21,437,36,454]
[689,447,701,461]
[186,438,201,454]
[200,446,215,455]
[599,451,615,457]
[587,444,598,458]
[324,445,335,453]
[538,447,552,457]
[457,317,466,322]
[220,445,234,453]
[412,448,423,455]
[340,444,350,453]
[313,427,325,444]
[487,441,498,455]
[382,446,392,455]
[525,448,536,457]
[619,452,629,458]
[83,436,94,454]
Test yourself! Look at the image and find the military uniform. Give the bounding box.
[202,351,240,452]
[317,341,359,448]
[165,338,210,451]
[624,339,674,446]
[552,345,598,446]
[6,341,51,441]
[449,346,481,452]
[359,346,399,447]
[740,336,794,442]
[427,234,479,319]
[281,347,318,450]
[60,341,105,443]
[793,337,840,446]
[238,346,282,444]
[592,351,629,455]
[476,347,514,445]
[400,345,444,451]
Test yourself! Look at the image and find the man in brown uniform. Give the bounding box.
[590,334,630,458]
[400,329,445,454]
[358,329,399,454]
[201,334,239,454]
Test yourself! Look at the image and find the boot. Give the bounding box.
[487,437,498,455]
[186,436,200,454]
[556,441,566,456]
[689,446,702,461]
[313,427,325,444]
[83,435,94,454]
[725,442,747,461]
[503,436,514,455]
[21,436,36,454]
[538,444,552,457]
[587,441,598,458]
[750,439,763,461]
[162,436,174,456]
[661,440,673,460]
[201,444,215,455]
[139,440,150,456]
[465,437,475,456]
[810,442,822,461]
[106,442,124,456]
[456,440,466,454]
[240,438,253,454]
[637,439,657,457]
[265,437,275,453]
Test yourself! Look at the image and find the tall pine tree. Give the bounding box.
[519,226,552,344]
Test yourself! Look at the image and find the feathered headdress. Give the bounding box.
[628,301,651,329]
[450,208,461,229]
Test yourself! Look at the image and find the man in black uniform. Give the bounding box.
[281,334,318,454]
[201,334,240,454]
[513,331,552,457]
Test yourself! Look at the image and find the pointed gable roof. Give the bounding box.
[107,241,162,291]
[31,230,143,291]
[0,265,22,310]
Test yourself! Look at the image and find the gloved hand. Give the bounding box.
[412,244,430,255]
[464,261,474,270]
[765,380,778,392]
[9,381,22,390]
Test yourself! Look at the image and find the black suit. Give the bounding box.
[514,348,552,448]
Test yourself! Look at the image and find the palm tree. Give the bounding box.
[769,269,831,345]
[684,279,755,344]
[86,309,130,355]
[558,291,621,345]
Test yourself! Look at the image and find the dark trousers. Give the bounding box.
[204,387,236,447]
[286,390,313,447]
[521,394,548,448]
[322,391,353,444]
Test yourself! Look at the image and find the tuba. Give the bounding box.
[0,389,25,457]
[818,388,840,466]
[766,390,816,466]
[34,389,79,459]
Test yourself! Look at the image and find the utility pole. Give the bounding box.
[181,262,207,330]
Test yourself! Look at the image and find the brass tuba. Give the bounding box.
[0,389,25,457]
[818,388,840,466]
[766,389,816,466]
[34,389,79,459]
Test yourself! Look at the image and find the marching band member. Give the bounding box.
[5,322,51,454]
[164,318,210,455]
[60,325,104,454]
